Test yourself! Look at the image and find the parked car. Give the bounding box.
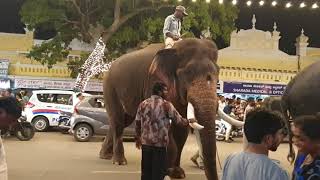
[24,90,91,132]
[70,95,135,142]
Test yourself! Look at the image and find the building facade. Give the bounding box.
[216,15,320,95]
[0,27,103,92]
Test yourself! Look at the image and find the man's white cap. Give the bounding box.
[176,5,188,16]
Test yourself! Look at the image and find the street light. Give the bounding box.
[285,2,292,8]
[259,0,265,6]
[232,0,237,5]
[247,0,252,6]
[271,1,277,6]
[312,3,319,9]
[300,2,306,8]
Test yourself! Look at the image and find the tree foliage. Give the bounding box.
[20,0,238,77]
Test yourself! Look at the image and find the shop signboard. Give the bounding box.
[14,79,103,92]
[0,59,9,78]
[222,82,286,96]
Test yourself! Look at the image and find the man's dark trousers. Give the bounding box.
[141,145,167,180]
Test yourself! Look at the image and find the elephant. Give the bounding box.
[99,38,221,180]
[270,60,320,163]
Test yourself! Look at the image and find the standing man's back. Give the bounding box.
[222,108,289,180]
[223,152,288,180]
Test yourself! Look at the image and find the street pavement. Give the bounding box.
[3,132,293,180]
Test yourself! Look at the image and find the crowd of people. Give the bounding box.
[0,89,29,108]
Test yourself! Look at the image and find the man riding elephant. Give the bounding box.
[98,38,247,180]
[163,5,188,49]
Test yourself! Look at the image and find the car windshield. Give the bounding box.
[79,96,105,108]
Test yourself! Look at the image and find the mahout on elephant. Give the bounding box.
[99,38,223,180]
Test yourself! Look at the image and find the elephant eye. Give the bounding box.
[206,74,212,81]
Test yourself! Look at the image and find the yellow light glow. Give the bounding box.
[259,0,265,6]
[271,1,277,6]
[312,3,319,8]
[232,0,237,5]
[285,2,292,8]
[247,0,252,6]
[300,2,306,8]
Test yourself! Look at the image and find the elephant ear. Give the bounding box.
[148,48,180,100]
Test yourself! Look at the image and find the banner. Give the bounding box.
[222,82,286,95]
[0,79,10,89]
[14,79,103,92]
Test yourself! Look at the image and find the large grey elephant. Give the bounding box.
[99,38,221,179]
[279,60,320,163]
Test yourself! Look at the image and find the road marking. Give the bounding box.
[91,171,206,175]
[92,170,223,177]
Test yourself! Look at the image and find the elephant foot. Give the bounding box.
[168,167,186,179]
[99,152,113,160]
[112,155,127,165]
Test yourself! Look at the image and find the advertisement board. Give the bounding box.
[222,82,286,96]
[14,79,103,92]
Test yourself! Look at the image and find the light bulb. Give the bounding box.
[206,0,210,3]
[312,3,319,8]
[271,1,277,6]
[247,0,252,6]
[259,0,265,6]
[232,0,237,5]
[300,2,306,8]
[285,2,292,8]
[219,0,223,4]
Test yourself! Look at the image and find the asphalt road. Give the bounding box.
[3,132,294,180]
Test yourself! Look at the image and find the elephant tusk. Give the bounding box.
[217,106,244,127]
[187,102,204,130]
[189,122,204,130]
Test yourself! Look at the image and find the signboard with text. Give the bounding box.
[14,79,103,92]
[222,82,286,96]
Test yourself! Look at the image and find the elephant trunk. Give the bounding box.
[187,78,218,180]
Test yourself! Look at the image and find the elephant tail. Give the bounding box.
[280,97,295,164]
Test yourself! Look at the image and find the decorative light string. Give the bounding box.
[74,37,112,92]
[176,0,319,9]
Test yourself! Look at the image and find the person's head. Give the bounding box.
[76,93,85,101]
[247,97,256,106]
[174,5,188,19]
[20,90,26,96]
[244,108,285,151]
[152,82,168,99]
[0,96,22,128]
[232,95,236,100]
[292,114,320,155]
[4,88,12,97]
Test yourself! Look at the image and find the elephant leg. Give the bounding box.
[167,125,189,179]
[99,86,127,165]
[99,130,113,159]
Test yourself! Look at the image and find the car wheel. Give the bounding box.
[74,123,93,142]
[32,117,49,132]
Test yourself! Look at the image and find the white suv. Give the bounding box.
[24,90,91,131]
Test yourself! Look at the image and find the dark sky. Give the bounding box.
[0,0,319,55]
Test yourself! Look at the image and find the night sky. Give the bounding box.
[0,0,319,55]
